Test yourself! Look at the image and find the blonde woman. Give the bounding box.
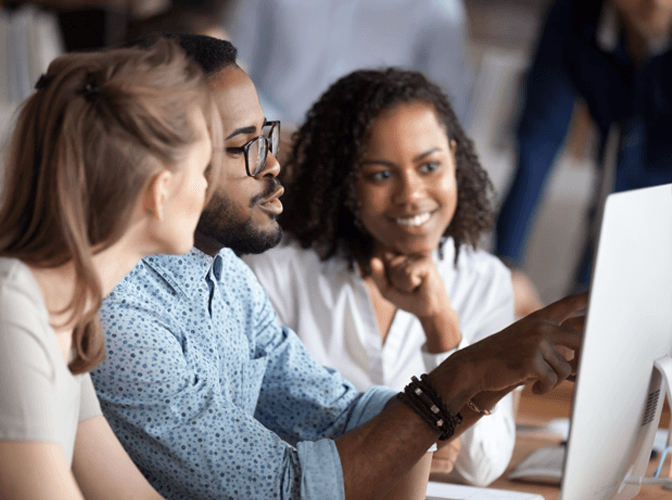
[0,39,222,499]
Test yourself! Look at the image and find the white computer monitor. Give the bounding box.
[559,183,672,500]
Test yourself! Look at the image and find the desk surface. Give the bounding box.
[431,382,671,500]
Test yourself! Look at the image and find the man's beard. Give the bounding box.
[196,180,283,256]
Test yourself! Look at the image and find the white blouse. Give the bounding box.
[244,237,516,486]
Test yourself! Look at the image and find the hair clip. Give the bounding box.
[82,81,101,103]
[35,74,55,90]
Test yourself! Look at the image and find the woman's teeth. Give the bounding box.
[394,212,431,227]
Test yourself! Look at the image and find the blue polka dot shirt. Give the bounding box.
[91,248,395,500]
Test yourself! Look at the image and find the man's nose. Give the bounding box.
[255,151,281,179]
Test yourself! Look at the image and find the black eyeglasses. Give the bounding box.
[226,120,280,177]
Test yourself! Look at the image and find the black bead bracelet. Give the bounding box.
[397,374,463,440]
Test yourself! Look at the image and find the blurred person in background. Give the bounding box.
[125,0,231,44]
[2,0,165,50]
[0,39,222,499]
[2,0,224,51]
[225,0,475,129]
[495,0,672,291]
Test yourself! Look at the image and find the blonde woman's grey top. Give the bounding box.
[0,257,102,465]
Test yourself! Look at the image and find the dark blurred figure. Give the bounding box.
[496,0,672,290]
[19,0,228,52]
[126,0,229,43]
[3,0,161,51]
[58,9,125,50]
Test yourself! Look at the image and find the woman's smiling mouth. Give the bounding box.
[393,212,432,227]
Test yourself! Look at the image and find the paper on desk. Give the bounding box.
[516,418,570,439]
[425,481,545,500]
[509,428,671,484]
[517,418,669,452]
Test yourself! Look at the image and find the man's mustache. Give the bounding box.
[250,178,283,207]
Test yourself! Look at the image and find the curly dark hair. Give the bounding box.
[280,67,494,267]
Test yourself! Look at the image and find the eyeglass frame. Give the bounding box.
[226,120,281,177]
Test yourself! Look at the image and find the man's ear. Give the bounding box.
[144,170,173,221]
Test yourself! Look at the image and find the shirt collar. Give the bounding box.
[596,2,671,56]
[142,248,217,297]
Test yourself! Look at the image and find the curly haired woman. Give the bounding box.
[244,67,516,486]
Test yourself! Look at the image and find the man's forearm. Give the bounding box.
[334,363,477,500]
[381,451,432,500]
[335,397,442,500]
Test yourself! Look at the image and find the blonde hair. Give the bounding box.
[0,39,223,374]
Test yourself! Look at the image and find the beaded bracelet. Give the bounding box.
[397,374,463,440]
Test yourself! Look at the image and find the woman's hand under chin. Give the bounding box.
[368,252,446,317]
[431,438,462,476]
[369,252,461,352]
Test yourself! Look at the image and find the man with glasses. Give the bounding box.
[93,34,416,500]
[91,34,585,500]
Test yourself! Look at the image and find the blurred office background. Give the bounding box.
[0,0,599,304]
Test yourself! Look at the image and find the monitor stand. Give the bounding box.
[620,354,672,495]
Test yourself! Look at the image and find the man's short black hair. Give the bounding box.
[167,33,237,76]
[127,33,237,76]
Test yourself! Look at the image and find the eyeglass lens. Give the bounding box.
[269,123,279,156]
[249,139,267,176]
[248,123,280,177]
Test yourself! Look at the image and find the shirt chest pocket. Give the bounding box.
[236,356,269,415]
